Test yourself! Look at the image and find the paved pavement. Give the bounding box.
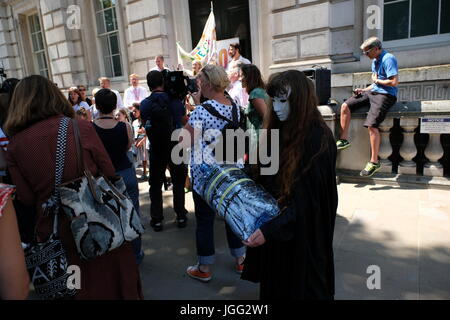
[26,174,450,300]
[137,176,450,300]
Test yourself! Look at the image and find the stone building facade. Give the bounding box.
[0,0,449,102]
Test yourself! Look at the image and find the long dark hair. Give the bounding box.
[4,75,74,136]
[241,64,265,94]
[260,70,330,206]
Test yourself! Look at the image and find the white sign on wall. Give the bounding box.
[420,117,450,134]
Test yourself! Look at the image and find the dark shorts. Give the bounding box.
[344,91,397,128]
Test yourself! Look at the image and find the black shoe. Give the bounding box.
[336,139,351,150]
[151,221,163,232]
[177,218,187,229]
[360,162,382,177]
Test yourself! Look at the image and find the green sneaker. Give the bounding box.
[360,162,381,177]
[336,139,351,150]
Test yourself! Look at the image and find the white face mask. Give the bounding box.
[272,88,291,122]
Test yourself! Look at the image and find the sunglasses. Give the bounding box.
[363,47,376,55]
[79,88,86,91]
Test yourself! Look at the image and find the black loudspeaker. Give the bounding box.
[303,67,331,105]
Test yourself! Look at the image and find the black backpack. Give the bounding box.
[144,92,173,149]
[202,101,248,164]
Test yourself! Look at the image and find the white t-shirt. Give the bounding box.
[123,86,149,109]
[91,105,100,120]
[73,101,91,112]
[228,80,249,109]
[226,56,251,72]
[187,99,242,191]
[111,89,124,109]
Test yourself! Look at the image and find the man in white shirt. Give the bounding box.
[150,55,170,73]
[98,77,124,109]
[123,74,149,111]
[226,43,251,72]
[227,60,249,108]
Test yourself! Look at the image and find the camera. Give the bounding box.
[163,71,198,99]
[186,78,198,94]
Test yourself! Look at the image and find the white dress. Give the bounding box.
[132,119,148,164]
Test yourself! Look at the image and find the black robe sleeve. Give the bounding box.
[260,192,297,242]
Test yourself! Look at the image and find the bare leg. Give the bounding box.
[340,103,351,140]
[185,175,191,190]
[368,127,381,163]
[143,160,148,176]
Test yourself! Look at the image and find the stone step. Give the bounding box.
[337,169,450,191]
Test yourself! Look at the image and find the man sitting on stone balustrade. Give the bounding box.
[336,37,399,177]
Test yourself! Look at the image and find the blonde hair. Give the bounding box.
[92,88,101,96]
[200,64,230,92]
[115,108,131,123]
[192,61,203,76]
[129,74,140,79]
[360,37,382,50]
[98,77,110,83]
[4,75,74,136]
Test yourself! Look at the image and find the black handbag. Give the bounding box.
[24,117,76,300]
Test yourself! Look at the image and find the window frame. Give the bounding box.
[92,0,126,80]
[27,13,50,78]
[382,0,450,49]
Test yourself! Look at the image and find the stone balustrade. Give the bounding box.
[319,100,450,187]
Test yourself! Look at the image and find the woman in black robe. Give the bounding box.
[242,70,338,300]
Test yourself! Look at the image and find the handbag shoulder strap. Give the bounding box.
[41,117,70,236]
[202,102,239,126]
[71,119,104,204]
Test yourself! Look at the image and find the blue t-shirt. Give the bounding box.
[371,50,398,97]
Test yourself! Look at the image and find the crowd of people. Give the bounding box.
[0,37,397,300]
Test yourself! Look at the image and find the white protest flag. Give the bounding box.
[177,9,217,69]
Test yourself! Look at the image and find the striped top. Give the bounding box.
[0,127,9,151]
[0,184,14,217]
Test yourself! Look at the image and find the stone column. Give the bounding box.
[398,117,418,175]
[40,0,87,89]
[424,133,444,177]
[0,4,23,79]
[378,118,394,173]
[124,0,169,77]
